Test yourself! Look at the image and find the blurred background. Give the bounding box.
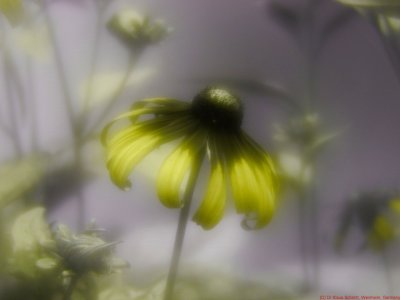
[1,0,400,299]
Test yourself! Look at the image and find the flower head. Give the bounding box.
[107,9,170,49]
[335,191,400,252]
[102,87,278,230]
[273,113,337,190]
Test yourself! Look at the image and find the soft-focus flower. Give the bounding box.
[107,9,170,48]
[335,191,400,252]
[102,87,278,229]
[0,0,24,25]
[273,113,336,190]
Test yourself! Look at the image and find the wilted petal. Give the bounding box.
[101,98,189,144]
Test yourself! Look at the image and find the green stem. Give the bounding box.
[26,58,40,152]
[307,184,320,290]
[63,275,80,300]
[297,191,311,290]
[2,51,23,158]
[381,249,394,295]
[84,50,143,137]
[44,3,88,229]
[164,150,205,300]
[81,6,105,121]
[44,3,76,135]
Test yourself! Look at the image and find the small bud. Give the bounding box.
[108,9,170,48]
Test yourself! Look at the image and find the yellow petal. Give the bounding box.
[192,162,226,229]
[107,128,161,189]
[157,130,204,208]
[101,98,189,145]
[105,115,195,189]
[228,134,278,229]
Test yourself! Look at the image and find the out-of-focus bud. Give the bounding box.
[107,9,170,49]
[277,150,313,189]
[273,113,337,190]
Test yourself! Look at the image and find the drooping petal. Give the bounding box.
[193,135,226,229]
[226,132,278,229]
[105,115,194,189]
[157,130,205,208]
[101,98,189,145]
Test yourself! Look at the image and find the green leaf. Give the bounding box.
[9,206,57,277]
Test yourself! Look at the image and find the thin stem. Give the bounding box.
[63,275,80,300]
[26,58,40,152]
[164,150,205,300]
[381,249,394,295]
[43,2,88,229]
[372,19,400,88]
[84,49,143,137]
[297,191,311,290]
[81,6,105,120]
[1,21,24,157]
[307,184,320,290]
[43,2,76,136]
[2,52,23,157]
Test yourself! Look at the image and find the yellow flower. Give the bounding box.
[335,191,400,252]
[102,87,278,229]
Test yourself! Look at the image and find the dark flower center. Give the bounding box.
[191,87,243,131]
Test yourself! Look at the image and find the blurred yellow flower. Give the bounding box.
[102,87,278,229]
[0,0,24,25]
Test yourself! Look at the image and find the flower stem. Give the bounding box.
[44,3,88,229]
[44,3,76,136]
[81,5,105,119]
[381,249,394,295]
[84,50,143,137]
[297,191,311,290]
[63,275,80,300]
[164,150,205,300]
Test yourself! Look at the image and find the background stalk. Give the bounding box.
[164,150,205,300]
